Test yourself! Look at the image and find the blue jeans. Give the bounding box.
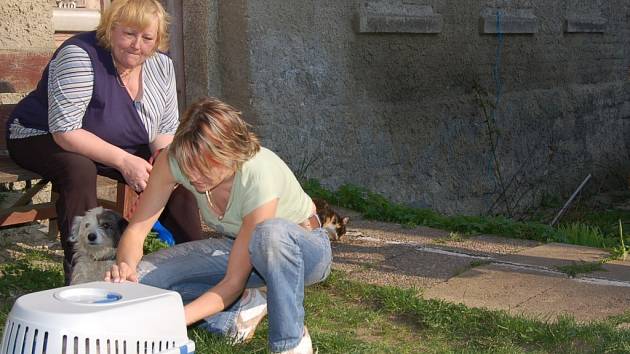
[137,218,332,352]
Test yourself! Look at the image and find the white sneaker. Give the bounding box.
[273,326,313,354]
[229,288,268,343]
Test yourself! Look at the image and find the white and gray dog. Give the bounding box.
[68,206,128,285]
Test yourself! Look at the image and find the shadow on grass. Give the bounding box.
[0,257,64,339]
[0,258,63,299]
[316,270,630,353]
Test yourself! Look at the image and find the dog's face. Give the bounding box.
[69,207,128,260]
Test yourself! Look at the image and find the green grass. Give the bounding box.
[469,259,492,268]
[555,223,609,248]
[554,204,630,238]
[534,194,630,250]
[0,255,63,298]
[556,261,605,278]
[2,251,629,354]
[612,220,630,261]
[143,231,170,254]
[303,179,557,241]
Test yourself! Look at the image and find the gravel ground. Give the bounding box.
[0,203,541,290]
[328,207,541,290]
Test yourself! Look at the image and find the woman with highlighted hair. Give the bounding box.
[107,97,331,354]
[6,0,203,284]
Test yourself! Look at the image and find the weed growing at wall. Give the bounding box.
[304,178,555,242]
[556,261,604,278]
[611,220,629,261]
[555,223,608,248]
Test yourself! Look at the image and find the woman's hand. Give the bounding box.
[104,262,138,283]
[119,153,153,192]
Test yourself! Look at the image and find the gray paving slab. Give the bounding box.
[496,242,610,269]
[594,259,630,283]
[331,238,412,273]
[337,216,630,323]
[422,263,630,322]
[493,242,630,282]
[334,247,473,289]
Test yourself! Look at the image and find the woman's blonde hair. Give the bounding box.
[171,97,261,180]
[96,0,170,53]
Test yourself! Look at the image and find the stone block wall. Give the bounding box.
[0,0,54,94]
[185,0,630,215]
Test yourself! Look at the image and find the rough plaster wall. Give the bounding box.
[0,0,54,51]
[182,0,221,103]
[218,0,255,123]
[236,0,630,215]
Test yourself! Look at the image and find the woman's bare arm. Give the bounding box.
[150,134,174,153]
[105,151,178,282]
[53,129,152,190]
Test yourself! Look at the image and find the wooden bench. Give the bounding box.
[0,103,138,238]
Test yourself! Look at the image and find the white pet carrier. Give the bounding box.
[1,281,195,354]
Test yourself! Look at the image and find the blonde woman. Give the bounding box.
[7,0,203,284]
[107,97,332,354]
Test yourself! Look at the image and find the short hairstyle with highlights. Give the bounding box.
[170,97,261,181]
[96,0,170,53]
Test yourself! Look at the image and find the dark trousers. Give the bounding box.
[7,134,203,283]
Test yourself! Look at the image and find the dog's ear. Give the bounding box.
[68,215,83,243]
[341,216,349,225]
[101,209,128,243]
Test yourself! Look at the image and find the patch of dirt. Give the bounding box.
[616,322,630,330]
[0,223,62,263]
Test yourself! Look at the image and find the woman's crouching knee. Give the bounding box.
[249,218,300,268]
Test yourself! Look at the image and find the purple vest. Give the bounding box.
[9,31,150,154]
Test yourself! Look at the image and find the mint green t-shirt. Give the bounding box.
[168,147,313,237]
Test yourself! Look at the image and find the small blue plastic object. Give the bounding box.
[152,220,175,246]
[93,293,123,304]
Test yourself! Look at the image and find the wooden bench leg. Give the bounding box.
[48,219,59,241]
[0,180,57,227]
[116,182,139,221]
[0,203,57,226]
[47,189,59,241]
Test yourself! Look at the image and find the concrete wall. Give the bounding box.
[185,0,630,215]
[0,0,54,51]
[182,0,220,104]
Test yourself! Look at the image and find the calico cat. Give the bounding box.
[313,197,349,241]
